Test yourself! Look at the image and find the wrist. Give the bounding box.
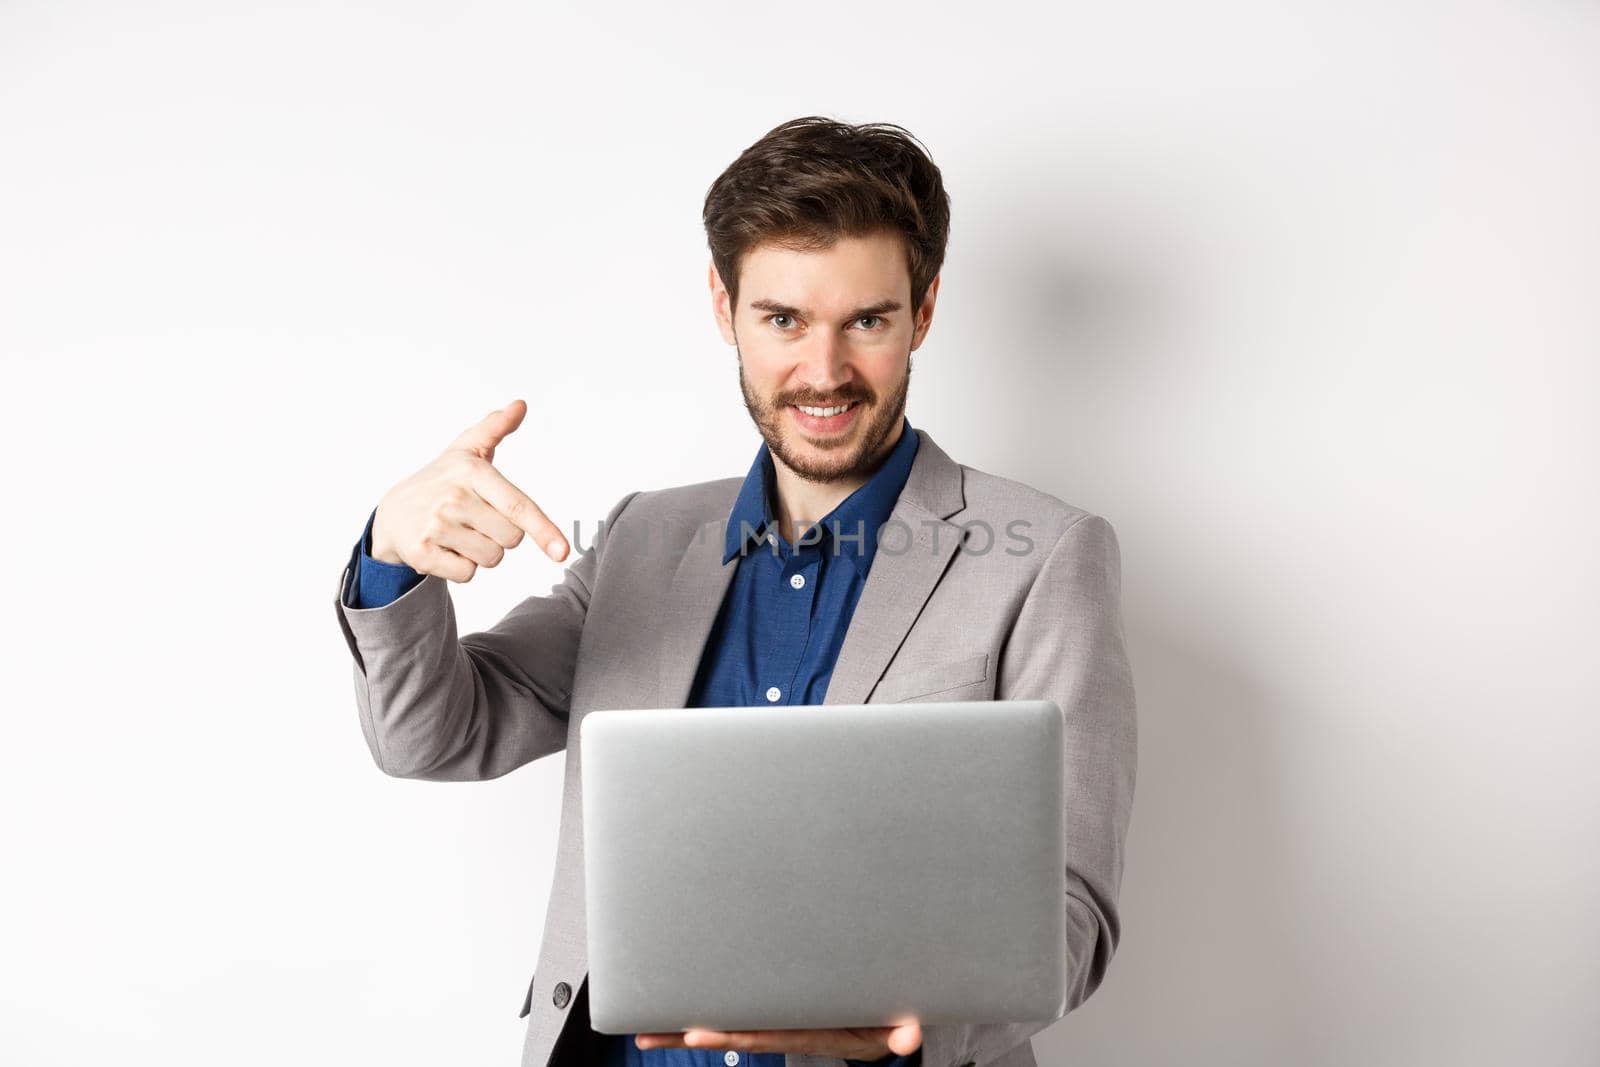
[368,536,406,566]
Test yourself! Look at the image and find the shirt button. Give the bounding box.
[789,573,806,590]
[766,532,777,546]
[724,1054,740,1066]
[765,686,781,702]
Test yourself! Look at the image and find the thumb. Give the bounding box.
[451,399,528,461]
[888,1022,923,1057]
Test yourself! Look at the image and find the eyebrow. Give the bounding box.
[748,298,904,320]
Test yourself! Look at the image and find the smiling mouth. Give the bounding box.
[787,399,862,434]
[791,400,858,417]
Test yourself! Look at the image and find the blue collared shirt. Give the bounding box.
[681,416,919,712]
[343,418,923,1067]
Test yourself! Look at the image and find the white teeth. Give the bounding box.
[796,402,854,417]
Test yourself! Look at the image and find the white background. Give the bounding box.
[2,2,1595,1064]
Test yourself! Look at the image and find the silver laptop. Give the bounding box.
[579,699,1067,1035]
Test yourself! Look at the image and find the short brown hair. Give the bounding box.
[702,115,952,315]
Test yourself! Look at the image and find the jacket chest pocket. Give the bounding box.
[872,652,990,704]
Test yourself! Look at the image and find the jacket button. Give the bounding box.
[552,981,571,1009]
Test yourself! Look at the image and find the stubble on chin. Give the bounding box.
[737,353,911,485]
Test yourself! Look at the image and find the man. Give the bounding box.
[332,116,1137,1067]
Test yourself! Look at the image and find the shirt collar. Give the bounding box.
[722,416,920,577]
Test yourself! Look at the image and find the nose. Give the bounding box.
[793,331,854,399]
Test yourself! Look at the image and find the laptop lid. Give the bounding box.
[579,699,1067,1034]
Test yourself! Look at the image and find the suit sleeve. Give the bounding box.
[332,489,643,781]
[919,513,1137,1066]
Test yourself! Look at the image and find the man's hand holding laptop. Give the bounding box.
[634,1020,923,1058]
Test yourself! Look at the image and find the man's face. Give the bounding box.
[711,230,940,485]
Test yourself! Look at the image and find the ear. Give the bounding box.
[910,272,941,351]
[709,259,737,345]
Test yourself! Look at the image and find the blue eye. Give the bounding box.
[856,316,883,330]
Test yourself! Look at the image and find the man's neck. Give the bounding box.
[768,421,904,545]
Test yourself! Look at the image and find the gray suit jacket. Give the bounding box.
[332,428,1137,1067]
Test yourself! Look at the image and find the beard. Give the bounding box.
[737,344,912,484]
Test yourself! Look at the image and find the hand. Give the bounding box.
[634,1021,922,1060]
[370,398,571,582]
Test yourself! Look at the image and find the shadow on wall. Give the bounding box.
[1044,627,1310,1064]
[971,187,1317,1065]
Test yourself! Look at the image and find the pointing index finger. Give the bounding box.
[471,462,569,561]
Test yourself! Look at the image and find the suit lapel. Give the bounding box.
[655,509,739,708]
[825,429,966,706]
